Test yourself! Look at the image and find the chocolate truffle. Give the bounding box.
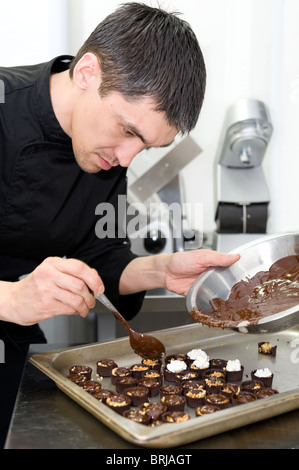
[138,377,160,397]
[256,388,279,399]
[141,358,162,371]
[164,359,188,382]
[221,383,240,399]
[204,376,225,394]
[161,411,190,423]
[189,354,210,378]
[69,365,92,380]
[130,363,150,380]
[231,391,257,406]
[111,367,132,385]
[165,354,187,364]
[122,409,151,425]
[225,359,244,382]
[210,358,227,370]
[91,389,114,402]
[67,373,87,386]
[184,388,206,408]
[241,380,264,394]
[161,394,186,412]
[181,380,205,392]
[205,393,230,410]
[159,384,183,397]
[81,380,102,394]
[195,405,220,416]
[106,393,131,414]
[125,386,149,406]
[203,368,226,381]
[115,376,138,393]
[174,370,199,385]
[258,341,277,357]
[141,402,167,422]
[142,370,162,384]
[96,359,117,377]
[251,368,274,388]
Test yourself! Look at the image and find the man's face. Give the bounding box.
[70,84,178,174]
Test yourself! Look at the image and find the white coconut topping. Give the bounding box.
[166,360,187,373]
[254,367,272,377]
[192,356,210,370]
[187,348,209,361]
[226,359,242,372]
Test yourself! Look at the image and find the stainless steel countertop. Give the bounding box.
[5,343,299,450]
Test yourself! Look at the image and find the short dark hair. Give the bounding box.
[69,2,206,134]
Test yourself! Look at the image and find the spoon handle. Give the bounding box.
[95,293,130,333]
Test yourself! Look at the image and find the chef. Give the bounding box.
[0,3,239,446]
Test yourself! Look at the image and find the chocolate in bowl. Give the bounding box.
[189,254,299,329]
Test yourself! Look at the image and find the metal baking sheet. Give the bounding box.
[29,324,299,448]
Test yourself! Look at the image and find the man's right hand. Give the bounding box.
[0,257,104,326]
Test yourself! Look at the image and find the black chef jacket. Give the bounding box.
[0,56,145,446]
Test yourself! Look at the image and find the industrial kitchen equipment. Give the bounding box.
[213,98,273,252]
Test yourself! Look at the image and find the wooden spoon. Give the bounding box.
[95,294,165,360]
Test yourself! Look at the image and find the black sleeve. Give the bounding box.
[71,175,146,321]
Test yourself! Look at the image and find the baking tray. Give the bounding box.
[29,324,299,448]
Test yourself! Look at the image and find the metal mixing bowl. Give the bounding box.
[186,232,299,333]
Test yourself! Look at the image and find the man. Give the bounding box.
[0,3,239,445]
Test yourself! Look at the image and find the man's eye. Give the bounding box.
[124,128,134,137]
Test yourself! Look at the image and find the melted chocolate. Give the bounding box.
[190,255,299,328]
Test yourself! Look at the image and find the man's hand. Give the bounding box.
[162,249,240,296]
[1,257,104,326]
[119,249,240,296]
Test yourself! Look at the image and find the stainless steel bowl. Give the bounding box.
[186,232,299,333]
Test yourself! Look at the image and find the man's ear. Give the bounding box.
[72,52,101,90]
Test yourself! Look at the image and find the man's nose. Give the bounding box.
[115,141,146,167]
